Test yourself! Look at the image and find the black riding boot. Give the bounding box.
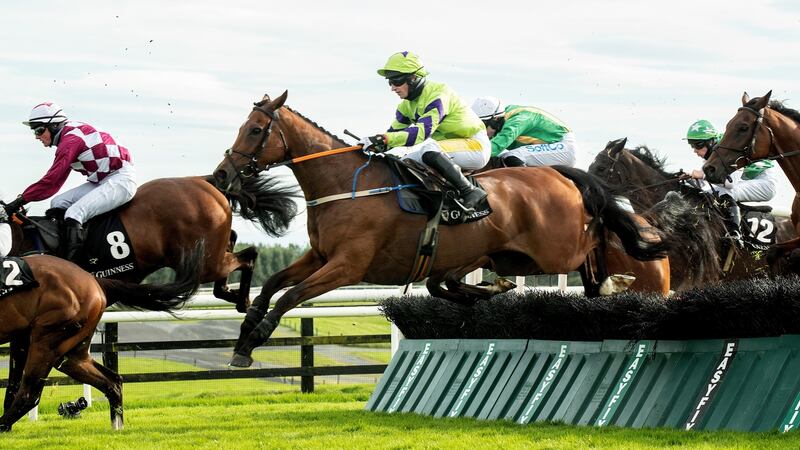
[502,155,525,167]
[62,218,85,261]
[720,195,743,247]
[422,151,487,213]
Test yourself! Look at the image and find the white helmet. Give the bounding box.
[471,96,505,120]
[23,102,68,127]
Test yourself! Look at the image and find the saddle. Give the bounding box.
[17,208,139,278]
[384,155,492,225]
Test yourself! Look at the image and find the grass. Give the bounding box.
[281,316,391,336]
[250,349,343,367]
[2,383,800,449]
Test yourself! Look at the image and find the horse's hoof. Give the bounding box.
[229,353,254,368]
[235,297,251,314]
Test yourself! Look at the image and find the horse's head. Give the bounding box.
[588,137,641,190]
[703,90,773,184]
[213,91,289,194]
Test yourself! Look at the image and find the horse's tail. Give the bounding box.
[206,174,301,237]
[97,241,204,311]
[644,191,722,283]
[552,166,668,261]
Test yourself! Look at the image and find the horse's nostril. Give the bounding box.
[214,169,228,182]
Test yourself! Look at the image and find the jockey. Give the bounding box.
[470,96,577,168]
[4,102,137,261]
[685,119,777,243]
[0,206,11,257]
[360,51,490,213]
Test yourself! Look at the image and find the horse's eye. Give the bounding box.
[738,124,749,132]
[251,127,263,135]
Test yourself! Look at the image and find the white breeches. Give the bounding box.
[0,223,11,257]
[51,164,137,224]
[387,131,491,171]
[498,132,578,167]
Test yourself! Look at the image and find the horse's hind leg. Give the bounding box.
[3,334,29,414]
[58,344,124,430]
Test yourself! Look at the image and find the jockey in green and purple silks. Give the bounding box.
[359,51,490,213]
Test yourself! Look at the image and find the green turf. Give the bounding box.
[2,384,800,449]
[281,316,391,336]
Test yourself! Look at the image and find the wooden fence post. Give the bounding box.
[300,318,314,393]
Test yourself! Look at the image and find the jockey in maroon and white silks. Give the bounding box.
[4,102,137,260]
[22,119,137,224]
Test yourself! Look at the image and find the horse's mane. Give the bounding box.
[627,145,675,179]
[768,100,800,125]
[252,98,349,146]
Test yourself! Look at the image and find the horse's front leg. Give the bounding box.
[233,249,325,354]
[230,256,365,367]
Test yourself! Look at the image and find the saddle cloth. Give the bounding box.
[385,156,492,225]
[21,210,139,278]
[0,256,38,299]
[740,205,777,251]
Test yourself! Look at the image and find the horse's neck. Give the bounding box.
[770,111,800,192]
[281,114,389,200]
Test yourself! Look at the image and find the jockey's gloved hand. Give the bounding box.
[4,195,27,216]
[359,134,388,153]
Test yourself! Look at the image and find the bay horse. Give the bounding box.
[211,91,668,367]
[702,91,800,272]
[590,137,794,288]
[6,175,298,312]
[1,247,202,432]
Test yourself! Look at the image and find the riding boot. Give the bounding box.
[720,195,743,248]
[502,155,525,167]
[62,218,85,261]
[421,151,487,213]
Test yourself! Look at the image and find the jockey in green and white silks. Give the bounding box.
[471,96,577,167]
[0,206,11,257]
[685,119,777,203]
[684,119,778,244]
[360,51,490,212]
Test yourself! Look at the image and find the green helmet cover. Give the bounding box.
[686,119,719,140]
[377,51,429,78]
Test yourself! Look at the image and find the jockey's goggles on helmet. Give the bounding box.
[387,74,413,87]
[689,140,710,150]
[33,126,47,136]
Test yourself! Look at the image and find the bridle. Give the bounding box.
[223,104,288,181]
[599,148,683,195]
[712,105,773,175]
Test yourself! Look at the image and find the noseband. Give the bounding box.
[224,105,288,180]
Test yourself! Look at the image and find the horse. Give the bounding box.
[0,246,203,432]
[211,91,668,367]
[5,175,298,312]
[702,91,800,272]
[589,137,795,289]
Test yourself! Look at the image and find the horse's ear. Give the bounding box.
[262,93,271,102]
[605,137,627,156]
[752,90,772,110]
[742,92,750,105]
[268,90,289,111]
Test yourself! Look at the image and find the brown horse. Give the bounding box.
[590,138,794,288]
[6,175,297,312]
[0,247,202,432]
[702,91,800,272]
[211,91,668,367]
